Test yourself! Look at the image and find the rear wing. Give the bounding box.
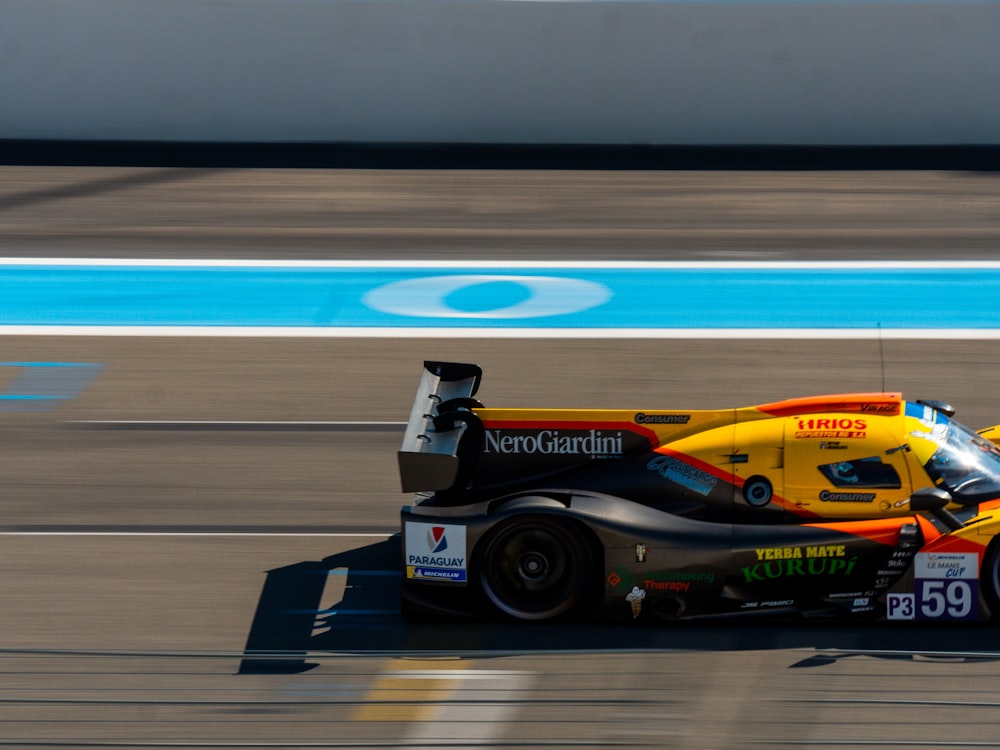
[398,361,483,493]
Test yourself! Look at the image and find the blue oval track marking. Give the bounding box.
[1,259,998,338]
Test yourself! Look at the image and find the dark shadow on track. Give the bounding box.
[239,559,329,674]
[239,538,402,674]
[239,537,1000,674]
[3,141,1000,172]
[0,168,221,212]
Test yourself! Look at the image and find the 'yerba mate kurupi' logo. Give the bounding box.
[742,545,858,583]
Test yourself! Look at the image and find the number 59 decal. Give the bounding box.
[917,579,977,620]
[913,552,979,621]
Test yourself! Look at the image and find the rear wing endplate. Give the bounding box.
[398,361,483,493]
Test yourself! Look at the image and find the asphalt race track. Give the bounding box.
[3,161,1000,748]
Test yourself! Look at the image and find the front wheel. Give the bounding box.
[478,516,592,621]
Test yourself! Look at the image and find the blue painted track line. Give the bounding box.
[1,260,998,335]
[0,361,104,412]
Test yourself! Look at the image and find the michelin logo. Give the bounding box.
[406,566,467,582]
[405,522,468,583]
[914,552,977,580]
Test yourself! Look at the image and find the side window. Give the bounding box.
[817,456,902,489]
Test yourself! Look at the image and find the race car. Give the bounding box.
[398,361,1000,624]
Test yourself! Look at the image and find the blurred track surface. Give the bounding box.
[2,164,1000,748]
[3,165,1000,259]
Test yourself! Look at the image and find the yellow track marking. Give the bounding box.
[351,659,465,722]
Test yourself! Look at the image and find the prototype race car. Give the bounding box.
[398,361,1000,623]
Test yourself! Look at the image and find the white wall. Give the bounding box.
[2,0,998,144]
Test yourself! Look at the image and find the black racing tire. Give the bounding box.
[983,540,1000,620]
[478,516,592,621]
[743,476,773,508]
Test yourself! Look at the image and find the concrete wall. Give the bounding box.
[2,0,998,144]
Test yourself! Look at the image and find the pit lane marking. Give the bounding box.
[71,420,405,431]
[0,532,390,537]
[6,326,1000,339]
[810,647,1000,660]
[352,660,535,744]
[6,259,1000,268]
[351,660,462,722]
[5,258,1000,338]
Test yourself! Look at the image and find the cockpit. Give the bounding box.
[918,417,1000,505]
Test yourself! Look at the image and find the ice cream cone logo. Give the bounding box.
[625,586,646,619]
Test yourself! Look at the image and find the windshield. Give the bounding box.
[922,419,1000,504]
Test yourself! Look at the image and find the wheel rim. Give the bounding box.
[480,519,587,620]
[519,551,550,581]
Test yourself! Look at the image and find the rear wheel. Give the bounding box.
[478,516,592,621]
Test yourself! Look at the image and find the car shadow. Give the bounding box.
[239,536,1000,674]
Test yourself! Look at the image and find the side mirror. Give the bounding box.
[910,486,963,530]
[910,486,952,511]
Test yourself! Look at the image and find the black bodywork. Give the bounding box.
[398,361,997,623]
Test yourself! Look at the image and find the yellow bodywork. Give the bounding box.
[978,424,1000,445]
[474,393,987,522]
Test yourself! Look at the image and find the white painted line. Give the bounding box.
[0,532,391,538]
[767,744,1000,748]
[4,258,1000,269]
[390,670,536,678]
[2,326,1000,339]
[789,698,1000,707]
[814,647,1000,659]
[75,420,404,426]
[404,669,535,748]
[71,420,405,430]
[327,570,401,576]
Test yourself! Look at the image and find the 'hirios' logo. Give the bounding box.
[427,526,448,554]
[797,418,867,431]
[795,417,868,439]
